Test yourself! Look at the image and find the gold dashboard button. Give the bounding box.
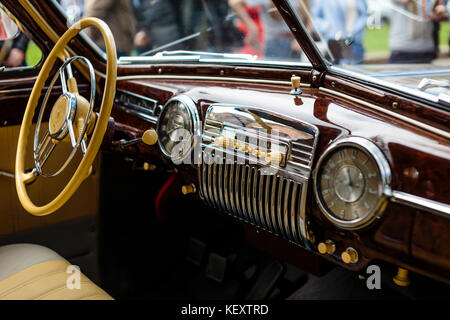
[341,247,359,264]
[318,240,336,255]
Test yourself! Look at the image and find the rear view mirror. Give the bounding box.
[0,8,19,41]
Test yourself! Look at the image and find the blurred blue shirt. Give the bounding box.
[311,0,368,45]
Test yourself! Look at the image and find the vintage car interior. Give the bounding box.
[0,0,449,300]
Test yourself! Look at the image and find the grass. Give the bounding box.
[364,22,450,53]
[25,41,43,67]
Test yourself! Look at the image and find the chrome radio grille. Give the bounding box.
[198,104,319,248]
[200,161,306,244]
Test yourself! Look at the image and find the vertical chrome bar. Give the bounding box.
[264,174,274,232]
[223,164,231,212]
[229,164,237,216]
[234,165,244,219]
[252,167,262,227]
[283,179,293,242]
[290,182,301,243]
[246,165,255,224]
[201,163,213,207]
[212,162,220,209]
[270,175,280,235]
[240,165,249,220]
[277,178,288,239]
[207,164,216,208]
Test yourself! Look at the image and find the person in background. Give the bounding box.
[132,0,180,55]
[228,0,308,60]
[84,0,135,57]
[234,5,265,57]
[0,32,29,67]
[389,0,447,64]
[311,0,368,65]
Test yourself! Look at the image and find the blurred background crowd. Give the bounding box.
[2,0,450,67]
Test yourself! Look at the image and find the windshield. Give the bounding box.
[55,0,450,99]
[55,0,311,65]
[303,0,450,99]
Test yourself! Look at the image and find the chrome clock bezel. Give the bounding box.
[157,95,201,163]
[313,136,392,230]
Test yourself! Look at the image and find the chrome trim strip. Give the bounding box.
[283,179,293,242]
[0,85,66,95]
[264,174,274,232]
[245,166,254,224]
[391,191,450,219]
[240,165,249,220]
[277,178,287,239]
[270,175,280,235]
[0,170,14,179]
[157,94,201,162]
[118,75,310,87]
[217,162,225,211]
[212,163,220,209]
[223,164,231,212]
[319,87,450,139]
[252,168,261,226]
[329,66,441,104]
[234,165,244,219]
[290,182,300,243]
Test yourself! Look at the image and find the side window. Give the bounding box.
[0,6,42,70]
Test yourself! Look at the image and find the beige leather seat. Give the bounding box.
[0,244,113,300]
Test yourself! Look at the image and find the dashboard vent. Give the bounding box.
[114,90,159,123]
[198,104,319,248]
[199,160,306,245]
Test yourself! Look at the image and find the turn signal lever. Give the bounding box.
[120,129,158,149]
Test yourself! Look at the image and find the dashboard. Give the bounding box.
[109,78,450,284]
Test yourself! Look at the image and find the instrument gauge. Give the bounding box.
[157,95,200,163]
[314,137,391,230]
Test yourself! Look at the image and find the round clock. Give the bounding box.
[314,137,391,230]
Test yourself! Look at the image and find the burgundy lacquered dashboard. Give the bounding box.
[103,72,450,284]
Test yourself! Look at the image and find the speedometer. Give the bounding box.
[314,137,391,230]
[157,95,200,163]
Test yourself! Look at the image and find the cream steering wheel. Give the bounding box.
[15,18,117,216]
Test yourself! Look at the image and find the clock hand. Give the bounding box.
[346,167,353,187]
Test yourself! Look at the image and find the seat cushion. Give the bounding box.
[0,244,112,300]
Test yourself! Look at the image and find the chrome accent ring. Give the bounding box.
[313,136,392,230]
[157,94,201,163]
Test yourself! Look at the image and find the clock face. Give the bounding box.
[317,146,383,224]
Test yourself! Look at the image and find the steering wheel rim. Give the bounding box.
[15,17,117,216]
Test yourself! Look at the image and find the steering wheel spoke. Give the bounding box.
[34,129,56,170]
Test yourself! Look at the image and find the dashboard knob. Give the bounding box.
[142,129,158,146]
[265,151,283,165]
[290,74,302,95]
[393,268,411,287]
[318,240,336,255]
[341,247,359,264]
[182,184,196,195]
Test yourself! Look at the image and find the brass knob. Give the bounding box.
[393,268,411,287]
[142,129,158,145]
[290,74,302,95]
[291,75,301,88]
[341,247,359,264]
[265,151,284,165]
[143,162,156,171]
[214,136,234,149]
[181,184,196,195]
[318,240,336,255]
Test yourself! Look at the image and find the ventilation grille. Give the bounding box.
[199,158,305,245]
